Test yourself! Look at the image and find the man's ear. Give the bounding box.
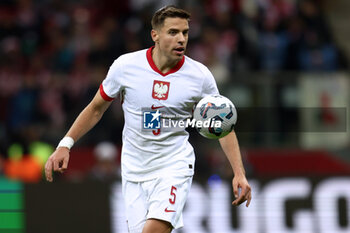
[151,29,159,43]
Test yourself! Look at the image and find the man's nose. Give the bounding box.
[178,33,185,43]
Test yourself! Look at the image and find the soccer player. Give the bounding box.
[45,5,251,233]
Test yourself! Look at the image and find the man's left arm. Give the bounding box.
[219,131,252,207]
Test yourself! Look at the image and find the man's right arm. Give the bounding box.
[45,90,113,181]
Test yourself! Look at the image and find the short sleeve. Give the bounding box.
[201,66,219,98]
[100,57,124,101]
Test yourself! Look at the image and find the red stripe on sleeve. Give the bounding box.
[99,84,115,101]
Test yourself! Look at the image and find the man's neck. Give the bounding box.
[152,46,179,74]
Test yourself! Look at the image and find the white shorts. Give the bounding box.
[122,174,193,233]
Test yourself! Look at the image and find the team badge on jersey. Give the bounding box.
[152,80,170,100]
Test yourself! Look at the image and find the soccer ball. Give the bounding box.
[193,94,237,139]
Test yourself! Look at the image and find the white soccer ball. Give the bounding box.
[193,94,237,139]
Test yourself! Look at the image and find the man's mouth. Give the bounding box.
[174,47,185,52]
[174,47,185,55]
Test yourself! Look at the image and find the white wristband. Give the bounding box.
[57,136,75,150]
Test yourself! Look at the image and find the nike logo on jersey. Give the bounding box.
[164,207,176,213]
[151,105,165,110]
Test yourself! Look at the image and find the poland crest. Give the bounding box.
[152,80,170,100]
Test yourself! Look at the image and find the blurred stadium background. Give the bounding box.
[0,0,350,232]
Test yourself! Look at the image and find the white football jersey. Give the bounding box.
[100,47,219,181]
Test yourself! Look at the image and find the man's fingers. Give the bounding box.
[62,157,69,170]
[45,149,70,180]
[58,168,65,173]
[246,193,252,207]
[53,159,59,171]
[233,182,239,198]
[45,159,53,182]
[232,194,244,205]
[232,186,251,206]
[58,157,69,173]
[245,186,252,207]
[232,186,245,205]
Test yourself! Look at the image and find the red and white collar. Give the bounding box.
[146,46,185,76]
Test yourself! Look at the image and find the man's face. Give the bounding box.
[152,17,189,62]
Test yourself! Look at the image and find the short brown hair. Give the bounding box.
[151,5,191,29]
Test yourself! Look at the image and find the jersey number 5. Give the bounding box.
[152,129,160,135]
[169,186,177,204]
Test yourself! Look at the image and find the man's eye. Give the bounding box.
[169,31,177,35]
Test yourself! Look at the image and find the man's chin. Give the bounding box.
[173,55,183,63]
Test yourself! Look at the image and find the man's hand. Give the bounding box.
[232,175,251,207]
[45,147,70,182]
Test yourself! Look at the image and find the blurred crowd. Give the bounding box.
[0,0,347,181]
